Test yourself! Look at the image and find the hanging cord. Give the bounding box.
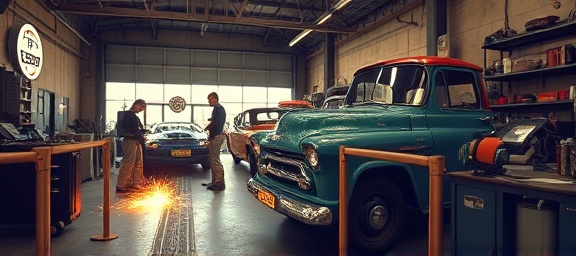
[504,0,510,30]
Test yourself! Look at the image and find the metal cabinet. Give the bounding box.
[450,172,575,256]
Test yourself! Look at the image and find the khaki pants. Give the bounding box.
[209,134,226,185]
[117,138,145,187]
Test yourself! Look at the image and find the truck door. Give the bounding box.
[426,68,494,200]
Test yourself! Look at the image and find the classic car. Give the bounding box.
[227,102,313,176]
[248,56,494,254]
[144,121,210,173]
[321,95,346,109]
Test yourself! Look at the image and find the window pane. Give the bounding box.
[221,102,242,125]
[164,105,192,122]
[105,100,130,128]
[192,84,218,104]
[165,84,191,102]
[268,87,292,103]
[136,83,163,101]
[106,82,135,101]
[243,103,267,111]
[145,105,163,125]
[219,85,243,102]
[193,105,213,128]
[243,87,267,103]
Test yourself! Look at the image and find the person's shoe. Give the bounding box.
[116,187,134,193]
[127,184,146,191]
[201,182,214,186]
[207,184,225,191]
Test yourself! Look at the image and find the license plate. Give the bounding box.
[171,149,191,157]
[257,190,275,209]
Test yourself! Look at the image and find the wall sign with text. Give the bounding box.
[8,23,44,80]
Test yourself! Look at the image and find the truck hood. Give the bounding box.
[263,105,417,149]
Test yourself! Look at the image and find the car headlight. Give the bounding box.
[198,139,209,147]
[303,144,319,169]
[146,142,159,149]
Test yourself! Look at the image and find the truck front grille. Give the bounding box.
[260,152,312,190]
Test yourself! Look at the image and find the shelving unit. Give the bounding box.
[483,20,576,125]
[1,69,33,125]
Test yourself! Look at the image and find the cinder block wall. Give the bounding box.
[307,0,576,105]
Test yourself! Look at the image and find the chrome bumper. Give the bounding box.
[247,179,332,225]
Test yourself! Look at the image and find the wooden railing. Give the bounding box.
[338,145,446,256]
[0,138,118,256]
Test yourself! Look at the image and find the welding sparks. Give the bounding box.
[127,179,179,210]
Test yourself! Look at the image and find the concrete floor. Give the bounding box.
[0,153,450,255]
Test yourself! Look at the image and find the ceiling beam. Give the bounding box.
[55,5,355,33]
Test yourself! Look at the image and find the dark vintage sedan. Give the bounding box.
[144,121,210,172]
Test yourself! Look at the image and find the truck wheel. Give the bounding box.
[348,177,405,255]
[248,150,257,177]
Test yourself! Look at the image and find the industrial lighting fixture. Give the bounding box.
[288,0,353,47]
[289,29,312,47]
[335,0,352,11]
[316,13,333,25]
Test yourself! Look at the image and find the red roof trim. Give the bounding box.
[354,56,483,75]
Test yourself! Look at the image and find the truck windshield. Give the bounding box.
[348,65,427,106]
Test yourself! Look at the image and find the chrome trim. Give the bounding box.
[264,153,311,190]
[247,179,332,225]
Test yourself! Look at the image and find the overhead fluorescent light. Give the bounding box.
[317,13,333,25]
[335,0,352,11]
[289,29,312,47]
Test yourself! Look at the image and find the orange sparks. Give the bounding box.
[127,179,179,210]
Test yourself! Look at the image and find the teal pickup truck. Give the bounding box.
[247,56,495,254]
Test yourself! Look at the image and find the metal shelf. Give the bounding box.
[483,21,576,50]
[490,99,573,111]
[485,63,576,81]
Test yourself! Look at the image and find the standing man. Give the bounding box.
[116,99,147,193]
[203,92,227,191]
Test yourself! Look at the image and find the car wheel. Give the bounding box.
[201,159,211,171]
[225,137,242,164]
[231,153,241,164]
[248,150,257,177]
[348,177,405,255]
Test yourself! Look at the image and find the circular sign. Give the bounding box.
[169,96,187,113]
[8,23,44,80]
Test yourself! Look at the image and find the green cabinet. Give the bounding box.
[559,203,576,256]
[450,172,576,256]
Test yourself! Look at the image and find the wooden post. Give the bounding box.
[339,145,348,256]
[32,147,52,256]
[428,155,445,256]
[91,138,119,241]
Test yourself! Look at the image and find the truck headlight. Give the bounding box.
[303,144,319,168]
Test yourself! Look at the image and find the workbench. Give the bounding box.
[449,170,576,256]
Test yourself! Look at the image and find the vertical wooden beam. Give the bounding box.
[32,147,52,256]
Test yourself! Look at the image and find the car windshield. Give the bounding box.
[322,97,345,109]
[348,64,428,106]
[154,123,203,133]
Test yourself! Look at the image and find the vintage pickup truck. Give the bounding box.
[247,56,495,254]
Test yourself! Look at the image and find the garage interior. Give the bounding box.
[1,0,576,255]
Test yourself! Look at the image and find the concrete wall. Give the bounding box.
[0,0,85,126]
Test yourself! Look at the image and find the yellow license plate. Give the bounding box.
[171,149,191,157]
[257,190,275,209]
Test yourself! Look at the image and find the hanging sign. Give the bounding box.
[169,96,186,113]
[8,23,44,80]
